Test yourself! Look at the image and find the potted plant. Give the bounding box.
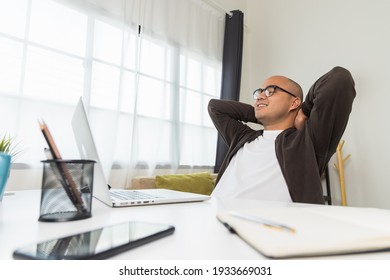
[0,134,22,201]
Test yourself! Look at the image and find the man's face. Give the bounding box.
[253,76,298,128]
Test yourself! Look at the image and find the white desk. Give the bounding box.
[1,190,390,260]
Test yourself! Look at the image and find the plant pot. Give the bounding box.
[0,152,11,202]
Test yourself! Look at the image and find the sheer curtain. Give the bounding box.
[0,0,225,189]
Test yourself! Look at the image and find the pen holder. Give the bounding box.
[39,159,96,222]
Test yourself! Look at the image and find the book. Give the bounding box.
[217,205,390,259]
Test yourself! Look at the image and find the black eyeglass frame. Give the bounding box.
[253,85,297,99]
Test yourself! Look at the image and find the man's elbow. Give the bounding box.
[331,66,356,98]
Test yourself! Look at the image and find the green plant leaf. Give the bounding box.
[0,134,23,161]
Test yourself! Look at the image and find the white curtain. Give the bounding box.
[0,0,225,189]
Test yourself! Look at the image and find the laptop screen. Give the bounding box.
[71,98,112,205]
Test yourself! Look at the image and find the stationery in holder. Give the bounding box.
[38,120,88,215]
[217,205,390,259]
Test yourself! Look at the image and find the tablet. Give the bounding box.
[13,221,175,260]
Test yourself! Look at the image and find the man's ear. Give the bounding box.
[290,98,301,110]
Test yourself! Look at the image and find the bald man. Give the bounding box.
[208,66,356,204]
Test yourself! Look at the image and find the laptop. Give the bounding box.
[71,98,210,207]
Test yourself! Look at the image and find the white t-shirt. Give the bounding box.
[212,130,292,202]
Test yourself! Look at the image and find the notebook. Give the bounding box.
[217,205,390,259]
[71,97,210,207]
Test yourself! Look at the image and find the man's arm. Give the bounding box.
[208,99,258,147]
[298,66,356,162]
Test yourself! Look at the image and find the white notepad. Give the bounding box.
[217,205,390,259]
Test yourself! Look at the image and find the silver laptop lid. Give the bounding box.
[71,98,113,206]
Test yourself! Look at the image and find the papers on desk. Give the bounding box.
[217,205,390,259]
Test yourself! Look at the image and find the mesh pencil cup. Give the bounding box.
[39,159,96,222]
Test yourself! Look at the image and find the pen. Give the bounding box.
[229,211,296,234]
[38,120,87,213]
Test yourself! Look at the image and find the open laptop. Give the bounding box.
[71,98,210,207]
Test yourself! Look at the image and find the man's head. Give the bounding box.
[253,75,303,130]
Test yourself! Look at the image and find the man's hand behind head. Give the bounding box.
[294,109,308,130]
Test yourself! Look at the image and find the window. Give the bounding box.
[0,0,222,179]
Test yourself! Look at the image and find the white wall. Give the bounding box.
[215,0,390,209]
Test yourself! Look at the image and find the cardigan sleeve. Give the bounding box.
[301,66,356,166]
[208,99,258,147]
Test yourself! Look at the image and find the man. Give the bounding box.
[208,66,356,204]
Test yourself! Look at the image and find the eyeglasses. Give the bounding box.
[253,85,297,99]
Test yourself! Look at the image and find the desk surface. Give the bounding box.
[1,190,390,260]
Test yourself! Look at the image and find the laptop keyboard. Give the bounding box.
[110,190,162,201]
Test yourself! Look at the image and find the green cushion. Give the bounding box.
[155,172,215,195]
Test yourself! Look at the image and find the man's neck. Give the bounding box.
[263,122,294,130]
[262,115,296,130]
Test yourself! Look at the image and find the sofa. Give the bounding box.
[129,172,218,195]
